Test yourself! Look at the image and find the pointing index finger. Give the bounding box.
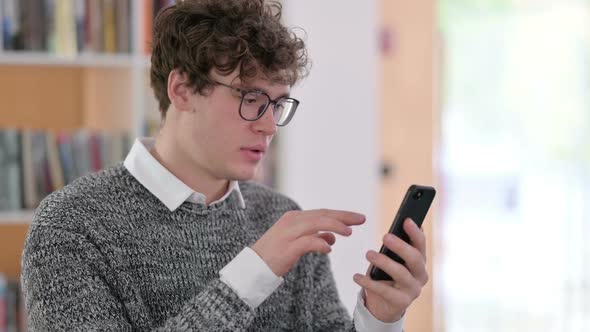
[309,209,366,226]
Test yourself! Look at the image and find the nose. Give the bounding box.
[253,105,278,136]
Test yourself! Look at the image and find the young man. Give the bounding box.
[21,1,429,331]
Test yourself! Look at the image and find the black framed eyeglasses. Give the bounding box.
[214,81,300,126]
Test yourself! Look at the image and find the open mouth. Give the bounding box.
[241,148,265,162]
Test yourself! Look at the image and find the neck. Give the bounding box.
[151,134,229,205]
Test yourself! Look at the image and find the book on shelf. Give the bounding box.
[87,0,103,52]
[0,273,26,332]
[115,0,130,54]
[0,130,22,212]
[0,275,6,332]
[1,0,22,50]
[102,0,116,53]
[46,132,65,191]
[54,0,77,55]
[30,131,50,209]
[21,131,36,211]
[1,0,132,55]
[0,128,132,212]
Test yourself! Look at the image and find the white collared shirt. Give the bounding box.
[124,137,404,332]
[123,137,245,210]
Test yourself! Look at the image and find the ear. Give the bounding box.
[167,69,194,112]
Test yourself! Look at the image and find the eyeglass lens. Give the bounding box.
[240,91,297,125]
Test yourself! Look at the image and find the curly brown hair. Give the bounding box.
[150,0,310,118]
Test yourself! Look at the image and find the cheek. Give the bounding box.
[197,105,246,151]
[221,98,252,126]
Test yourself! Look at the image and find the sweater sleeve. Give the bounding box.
[301,252,357,332]
[21,217,256,331]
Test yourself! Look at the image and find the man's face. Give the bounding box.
[175,70,291,182]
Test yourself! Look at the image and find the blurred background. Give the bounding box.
[0,0,588,331]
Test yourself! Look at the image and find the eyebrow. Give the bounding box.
[237,84,291,99]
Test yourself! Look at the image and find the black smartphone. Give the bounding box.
[369,185,436,281]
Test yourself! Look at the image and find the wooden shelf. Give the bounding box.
[0,224,31,279]
[0,51,150,68]
[0,211,35,225]
[0,65,140,131]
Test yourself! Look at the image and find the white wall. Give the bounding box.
[280,1,379,315]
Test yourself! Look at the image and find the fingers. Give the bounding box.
[365,250,422,299]
[382,228,428,285]
[291,210,364,238]
[276,209,365,258]
[306,209,366,226]
[292,234,333,255]
[317,232,336,246]
[404,218,427,262]
[291,232,338,256]
[353,273,412,310]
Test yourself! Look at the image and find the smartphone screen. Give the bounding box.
[369,185,436,281]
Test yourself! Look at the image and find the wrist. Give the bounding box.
[250,244,283,277]
[364,289,405,323]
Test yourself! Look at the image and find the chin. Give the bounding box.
[229,165,259,182]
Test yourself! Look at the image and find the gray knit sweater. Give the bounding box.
[21,164,355,331]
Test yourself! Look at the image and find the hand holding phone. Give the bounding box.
[369,185,436,281]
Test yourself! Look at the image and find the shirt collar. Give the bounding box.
[123,137,246,211]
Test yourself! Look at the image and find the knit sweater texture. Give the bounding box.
[21,163,356,331]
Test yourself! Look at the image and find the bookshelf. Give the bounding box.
[0,1,167,298]
[0,211,35,225]
[0,51,149,67]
